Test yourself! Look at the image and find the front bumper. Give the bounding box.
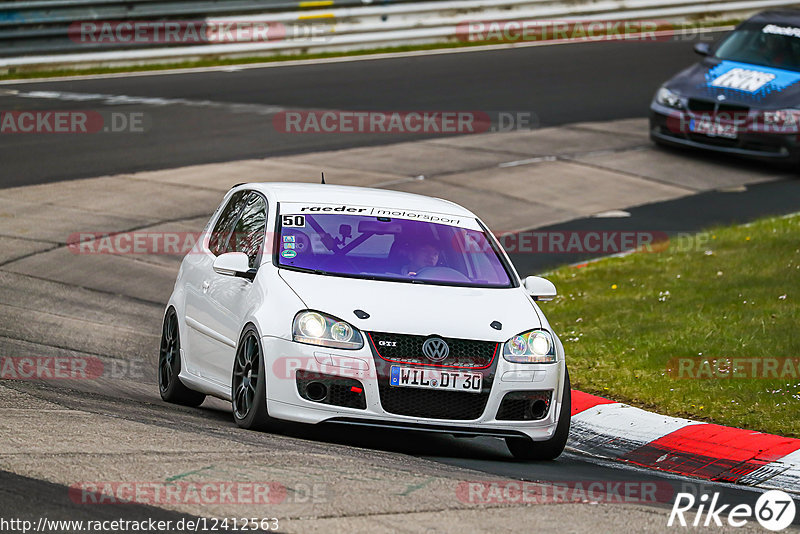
[649,103,800,163]
[262,335,566,441]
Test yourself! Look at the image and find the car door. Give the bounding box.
[201,192,268,386]
[183,190,249,382]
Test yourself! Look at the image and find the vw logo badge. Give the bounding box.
[422,337,449,362]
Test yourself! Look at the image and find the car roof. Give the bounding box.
[236,182,477,218]
[746,9,800,26]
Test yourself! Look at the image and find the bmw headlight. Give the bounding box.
[503,329,556,363]
[656,87,683,109]
[292,311,364,350]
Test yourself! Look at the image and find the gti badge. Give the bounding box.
[422,337,449,362]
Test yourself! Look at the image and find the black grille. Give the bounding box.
[496,390,552,421]
[719,103,750,115]
[296,370,366,409]
[377,385,489,420]
[688,98,715,112]
[687,99,749,116]
[368,332,498,368]
[367,332,500,420]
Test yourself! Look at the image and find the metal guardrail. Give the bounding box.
[1,0,799,69]
[0,0,409,56]
[0,0,366,27]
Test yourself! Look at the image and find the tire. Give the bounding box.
[231,325,274,431]
[158,308,206,407]
[505,368,571,461]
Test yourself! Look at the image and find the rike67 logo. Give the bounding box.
[668,490,796,531]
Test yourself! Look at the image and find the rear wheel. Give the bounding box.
[232,325,274,430]
[158,308,206,407]
[505,368,571,461]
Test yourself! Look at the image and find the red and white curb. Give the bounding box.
[568,391,800,495]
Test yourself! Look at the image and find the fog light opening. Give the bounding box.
[306,381,328,402]
[528,399,548,420]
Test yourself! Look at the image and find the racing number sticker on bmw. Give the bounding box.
[710,68,776,92]
[282,214,306,227]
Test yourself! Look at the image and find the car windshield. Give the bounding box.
[714,22,800,71]
[276,204,512,288]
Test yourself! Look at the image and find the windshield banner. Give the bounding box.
[279,203,481,230]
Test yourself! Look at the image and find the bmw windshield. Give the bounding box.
[714,22,800,71]
[276,203,513,288]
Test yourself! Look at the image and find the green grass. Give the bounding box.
[0,19,741,82]
[542,213,800,437]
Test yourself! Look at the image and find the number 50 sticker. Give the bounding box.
[756,490,796,531]
[282,215,305,227]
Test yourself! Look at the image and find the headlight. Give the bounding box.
[503,329,556,363]
[292,311,364,350]
[656,87,683,109]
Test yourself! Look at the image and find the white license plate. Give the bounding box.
[389,366,482,393]
[690,118,738,139]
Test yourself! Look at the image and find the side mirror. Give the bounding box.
[523,276,557,301]
[694,42,710,56]
[213,252,255,281]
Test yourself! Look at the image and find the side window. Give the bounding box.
[209,191,248,256]
[227,193,268,269]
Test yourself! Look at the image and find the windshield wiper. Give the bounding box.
[282,265,330,276]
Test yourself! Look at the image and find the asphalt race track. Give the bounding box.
[1,37,704,188]
[2,31,800,532]
[0,373,792,529]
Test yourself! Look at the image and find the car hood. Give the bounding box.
[665,58,800,109]
[278,270,541,343]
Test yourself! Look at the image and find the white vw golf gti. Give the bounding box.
[159,183,571,460]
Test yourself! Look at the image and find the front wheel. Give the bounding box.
[158,308,206,407]
[505,368,571,461]
[231,325,274,431]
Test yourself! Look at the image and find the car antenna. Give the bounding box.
[321,172,326,184]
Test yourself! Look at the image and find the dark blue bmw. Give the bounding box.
[650,10,800,164]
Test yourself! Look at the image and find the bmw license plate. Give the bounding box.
[389,366,482,393]
[689,118,738,139]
